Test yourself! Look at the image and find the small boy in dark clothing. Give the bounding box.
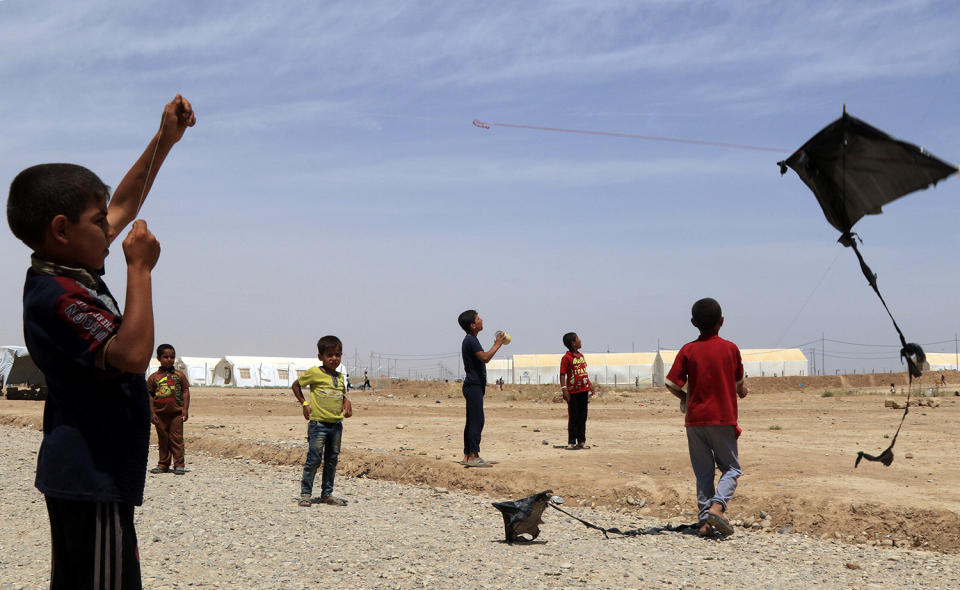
[458,309,506,467]
[665,298,747,537]
[147,343,191,474]
[560,332,594,449]
[7,95,195,589]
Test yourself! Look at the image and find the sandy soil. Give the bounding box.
[3,371,959,553]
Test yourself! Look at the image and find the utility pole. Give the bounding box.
[821,333,825,377]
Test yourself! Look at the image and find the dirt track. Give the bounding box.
[3,371,959,553]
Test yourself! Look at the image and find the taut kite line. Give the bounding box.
[472,119,790,153]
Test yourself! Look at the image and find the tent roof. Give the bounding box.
[513,352,664,368]
[740,349,808,362]
[178,356,222,364]
[219,356,319,367]
[926,353,958,366]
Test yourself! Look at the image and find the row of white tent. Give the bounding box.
[488,350,960,386]
[487,349,812,386]
[0,350,324,389]
[4,346,957,389]
[1,348,339,389]
[147,356,341,388]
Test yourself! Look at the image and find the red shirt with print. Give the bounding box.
[560,351,591,394]
[666,334,744,427]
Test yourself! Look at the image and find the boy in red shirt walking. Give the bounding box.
[665,298,747,537]
[560,332,594,450]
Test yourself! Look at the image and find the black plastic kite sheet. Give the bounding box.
[778,112,956,237]
[492,490,553,543]
[778,111,957,468]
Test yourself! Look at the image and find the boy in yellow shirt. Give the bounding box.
[292,335,353,506]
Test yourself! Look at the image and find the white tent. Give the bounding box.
[659,348,808,380]
[211,356,345,388]
[926,353,959,372]
[508,353,660,386]
[1,345,45,389]
[175,357,221,386]
[486,359,512,384]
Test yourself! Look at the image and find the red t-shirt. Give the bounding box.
[666,334,744,427]
[560,351,591,394]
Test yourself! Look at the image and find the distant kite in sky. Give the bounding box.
[778,109,958,467]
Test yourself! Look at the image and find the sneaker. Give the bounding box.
[149,466,169,474]
[173,466,186,475]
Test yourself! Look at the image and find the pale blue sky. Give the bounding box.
[2,1,958,376]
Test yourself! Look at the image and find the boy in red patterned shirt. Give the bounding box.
[665,298,747,537]
[560,332,594,450]
[147,344,190,475]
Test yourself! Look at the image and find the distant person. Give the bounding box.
[345,373,351,390]
[560,332,595,450]
[362,370,372,390]
[147,344,190,475]
[665,298,747,538]
[7,95,195,589]
[457,309,506,467]
[941,374,946,386]
[498,377,504,391]
[890,383,896,394]
[292,335,353,507]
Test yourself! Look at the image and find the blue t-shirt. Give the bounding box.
[23,259,150,506]
[461,334,486,385]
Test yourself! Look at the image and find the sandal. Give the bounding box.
[464,458,493,468]
[298,495,312,507]
[705,513,734,536]
[173,466,186,475]
[149,466,169,474]
[319,496,348,506]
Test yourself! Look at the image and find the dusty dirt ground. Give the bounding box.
[3,370,960,553]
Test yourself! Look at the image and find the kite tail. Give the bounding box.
[546,503,697,537]
[841,233,925,468]
[843,233,925,378]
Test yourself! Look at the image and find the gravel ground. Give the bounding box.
[1,425,958,589]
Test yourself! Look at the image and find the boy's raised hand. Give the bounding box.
[122,220,160,271]
[161,94,196,145]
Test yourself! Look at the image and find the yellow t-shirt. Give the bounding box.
[298,367,345,422]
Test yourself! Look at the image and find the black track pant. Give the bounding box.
[46,496,142,590]
[567,392,589,445]
[462,383,486,455]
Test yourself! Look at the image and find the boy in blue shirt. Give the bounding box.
[457,309,506,467]
[6,95,195,589]
[292,335,353,506]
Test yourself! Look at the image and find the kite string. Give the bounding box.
[135,115,165,334]
[472,119,791,153]
[773,250,842,348]
[135,115,165,215]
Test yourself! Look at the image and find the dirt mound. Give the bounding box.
[5,378,960,554]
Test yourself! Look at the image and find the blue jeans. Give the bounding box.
[301,420,343,497]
